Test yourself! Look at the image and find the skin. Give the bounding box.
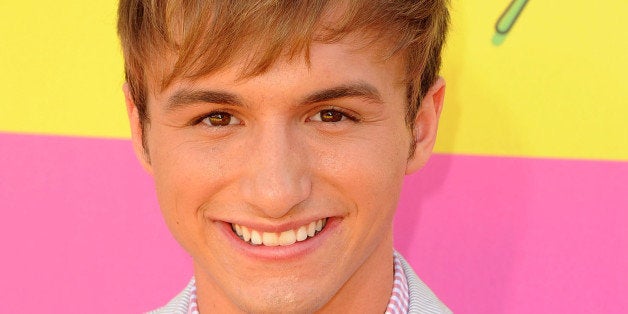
[124,37,445,313]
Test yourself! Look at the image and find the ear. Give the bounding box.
[123,83,153,175]
[405,77,446,174]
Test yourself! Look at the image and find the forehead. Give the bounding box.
[141,1,409,97]
[151,37,407,103]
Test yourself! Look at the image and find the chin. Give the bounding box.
[232,285,329,314]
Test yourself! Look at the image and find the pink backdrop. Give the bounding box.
[1,133,626,313]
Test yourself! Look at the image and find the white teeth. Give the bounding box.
[242,226,251,242]
[279,230,296,246]
[307,222,316,237]
[232,218,327,247]
[262,232,279,246]
[251,230,262,245]
[296,226,308,241]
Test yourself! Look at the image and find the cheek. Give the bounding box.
[314,129,409,209]
[313,135,406,256]
[148,133,235,230]
[155,145,229,195]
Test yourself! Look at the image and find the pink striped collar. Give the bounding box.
[386,252,410,313]
[187,253,409,313]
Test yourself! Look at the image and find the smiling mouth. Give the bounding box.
[231,218,328,247]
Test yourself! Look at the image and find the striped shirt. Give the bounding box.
[185,253,409,314]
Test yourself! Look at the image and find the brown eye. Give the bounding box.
[319,109,344,122]
[203,112,240,126]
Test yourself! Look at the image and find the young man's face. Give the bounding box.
[126,36,444,312]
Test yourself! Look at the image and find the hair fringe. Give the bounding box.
[118,0,449,133]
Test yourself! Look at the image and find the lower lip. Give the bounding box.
[215,218,339,261]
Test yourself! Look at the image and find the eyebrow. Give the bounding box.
[167,89,242,111]
[300,82,383,106]
[165,81,383,111]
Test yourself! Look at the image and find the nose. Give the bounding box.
[239,123,311,219]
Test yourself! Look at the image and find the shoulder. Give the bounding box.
[396,252,453,314]
[147,279,195,314]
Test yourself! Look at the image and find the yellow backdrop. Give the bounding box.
[1,1,627,160]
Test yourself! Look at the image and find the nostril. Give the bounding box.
[240,172,311,219]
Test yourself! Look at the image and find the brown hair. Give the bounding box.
[117,0,449,130]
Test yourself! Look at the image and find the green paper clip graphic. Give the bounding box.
[493,0,529,46]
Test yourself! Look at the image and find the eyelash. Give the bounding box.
[191,110,237,126]
[191,107,361,126]
[311,106,360,123]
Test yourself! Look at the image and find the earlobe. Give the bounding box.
[123,83,153,175]
[405,77,446,174]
